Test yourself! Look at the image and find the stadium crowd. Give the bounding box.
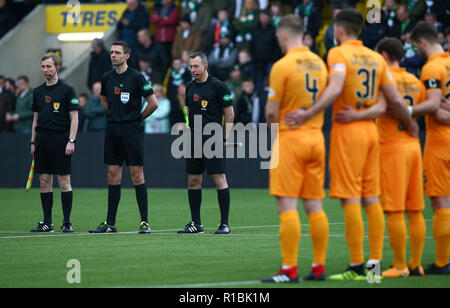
[1,0,450,134]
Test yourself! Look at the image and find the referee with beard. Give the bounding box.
[177,51,235,235]
[89,41,158,234]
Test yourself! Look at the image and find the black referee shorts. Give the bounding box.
[185,131,226,175]
[35,132,71,175]
[104,121,144,166]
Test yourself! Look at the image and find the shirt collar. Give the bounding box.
[428,52,449,63]
[286,46,309,55]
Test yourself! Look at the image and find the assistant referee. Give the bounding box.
[89,41,158,234]
[177,51,235,235]
[30,53,79,233]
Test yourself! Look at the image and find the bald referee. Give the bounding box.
[89,41,158,234]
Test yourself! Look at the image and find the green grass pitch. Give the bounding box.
[0,188,449,288]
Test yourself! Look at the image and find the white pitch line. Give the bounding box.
[123,280,262,288]
[0,219,434,240]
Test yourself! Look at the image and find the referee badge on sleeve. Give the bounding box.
[120,92,130,104]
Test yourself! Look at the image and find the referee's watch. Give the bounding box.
[68,138,76,144]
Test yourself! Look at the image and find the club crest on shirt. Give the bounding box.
[53,102,60,112]
[120,92,130,104]
[201,100,208,110]
[45,96,52,103]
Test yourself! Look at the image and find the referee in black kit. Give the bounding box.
[89,41,158,234]
[177,51,235,235]
[30,53,79,233]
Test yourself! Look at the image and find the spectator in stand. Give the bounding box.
[324,5,342,55]
[84,82,107,133]
[167,58,191,127]
[208,30,239,81]
[238,49,254,79]
[429,0,450,30]
[362,10,388,50]
[143,84,171,134]
[383,0,401,38]
[77,93,88,133]
[181,49,192,72]
[225,66,243,105]
[295,0,321,39]
[400,32,425,77]
[181,0,202,24]
[270,1,282,27]
[304,32,320,55]
[0,77,14,132]
[150,0,180,62]
[181,0,214,42]
[167,57,192,104]
[234,78,265,126]
[172,13,202,59]
[0,0,16,39]
[445,27,450,52]
[205,8,233,54]
[250,9,281,93]
[139,57,163,85]
[87,38,111,92]
[400,0,426,21]
[397,4,416,43]
[4,78,16,110]
[234,0,259,51]
[135,28,169,79]
[424,11,442,33]
[5,75,32,134]
[118,0,149,49]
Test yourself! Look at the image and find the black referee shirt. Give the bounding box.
[101,67,154,123]
[31,79,79,134]
[185,75,233,128]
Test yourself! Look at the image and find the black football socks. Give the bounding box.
[188,189,202,225]
[107,185,121,226]
[61,191,73,223]
[217,188,230,225]
[40,192,53,225]
[135,183,148,223]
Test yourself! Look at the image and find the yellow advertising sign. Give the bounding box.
[46,3,127,33]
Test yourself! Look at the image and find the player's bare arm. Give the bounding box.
[223,106,234,142]
[410,89,441,116]
[284,73,345,129]
[334,94,387,124]
[140,94,159,121]
[66,110,78,156]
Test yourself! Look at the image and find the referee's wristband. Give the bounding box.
[30,141,36,145]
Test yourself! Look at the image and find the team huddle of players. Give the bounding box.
[263,10,450,283]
